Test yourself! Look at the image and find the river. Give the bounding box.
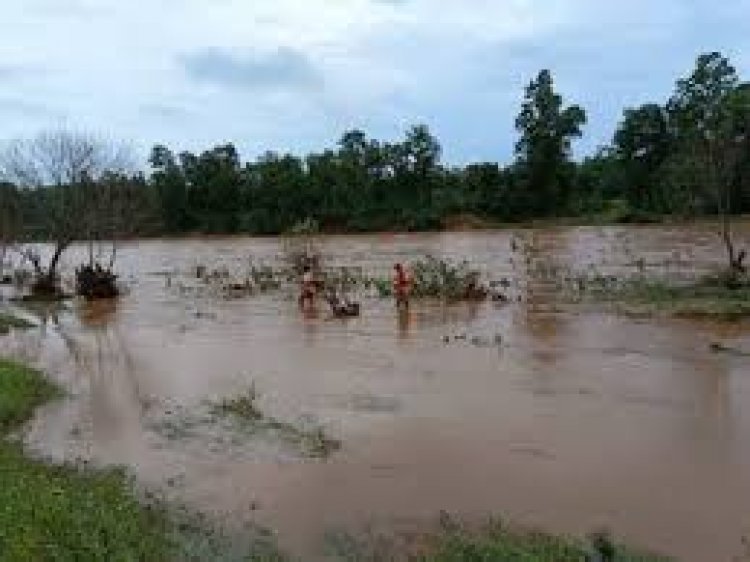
[2,222,750,561]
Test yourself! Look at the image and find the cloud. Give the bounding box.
[0,97,62,119]
[26,0,111,18]
[0,64,34,80]
[140,103,192,120]
[0,0,748,163]
[182,47,323,92]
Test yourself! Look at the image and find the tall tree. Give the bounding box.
[613,103,671,211]
[0,129,133,294]
[0,182,20,279]
[515,69,586,215]
[667,52,747,273]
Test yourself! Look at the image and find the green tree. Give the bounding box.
[613,103,671,212]
[515,69,586,215]
[0,182,20,278]
[149,145,191,233]
[666,52,747,272]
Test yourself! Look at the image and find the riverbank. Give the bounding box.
[0,358,172,561]
[10,212,750,243]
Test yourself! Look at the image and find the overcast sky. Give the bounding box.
[1,0,749,165]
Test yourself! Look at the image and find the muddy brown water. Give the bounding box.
[2,223,750,561]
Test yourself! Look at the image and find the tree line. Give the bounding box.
[2,51,749,245]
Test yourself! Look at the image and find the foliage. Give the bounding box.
[515,69,587,216]
[409,255,488,300]
[369,256,488,301]
[0,129,148,295]
[211,384,263,421]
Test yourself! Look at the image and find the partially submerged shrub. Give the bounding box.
[372,255,490,301]
[75,263,120,300]
[210,384,341,458]
[212,383,262,421]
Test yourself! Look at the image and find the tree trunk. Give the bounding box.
[109,239,117,270]
[47,241,69,282]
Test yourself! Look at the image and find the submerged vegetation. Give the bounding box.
[544,261,750,319]
[615,276,750,319]
[211,384,341,459]
[213,383,264,421]
[424,523,670,562]
[326,517,671,562]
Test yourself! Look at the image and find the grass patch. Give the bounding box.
[0,358,174,561]
[0,359,59,432]
[0,312,34,335]
[0,444,171,561]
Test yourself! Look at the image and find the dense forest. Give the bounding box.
[2,51,749,239]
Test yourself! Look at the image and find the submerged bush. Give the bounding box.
[211,384,262,421]
[370,255,490,301]
[210,384,341,459]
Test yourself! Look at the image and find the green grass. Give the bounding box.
[0,312,34,335]
[0,359,59,432]
[0,358,171,561]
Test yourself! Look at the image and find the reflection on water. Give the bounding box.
[397,308,412,342]
[3,223,750,562]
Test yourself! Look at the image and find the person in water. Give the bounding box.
[299,265,317,310]
[393,263,412,309]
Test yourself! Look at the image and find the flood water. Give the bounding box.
[3,222,750,561]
